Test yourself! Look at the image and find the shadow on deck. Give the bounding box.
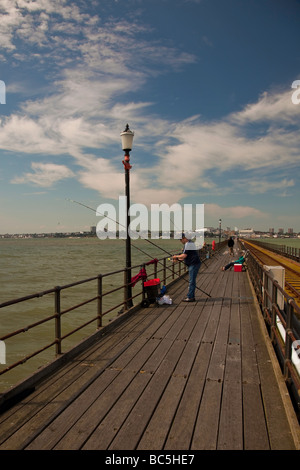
[0,248,299,450]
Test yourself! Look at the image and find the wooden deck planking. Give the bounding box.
[0,249,298,450]
[0,310,169,449]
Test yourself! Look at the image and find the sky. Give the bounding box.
[0,0,299,235]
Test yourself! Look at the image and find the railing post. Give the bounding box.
[97,274,103,329]
[142,264,146,303]
[123,269,128,311]
[284,299,293,381]
[262,267,268,320]
[259,264,264,306]
[54,286,62,355]
[271,281,277,343]
[172,256,175,280]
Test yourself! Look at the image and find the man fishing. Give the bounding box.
[172,233,201,302]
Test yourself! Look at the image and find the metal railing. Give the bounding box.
[247,239,300,262]
[246,251,300,412]
[0,250,195,386]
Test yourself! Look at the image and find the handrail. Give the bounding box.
[247,239,300,262]
[246,249,300,411]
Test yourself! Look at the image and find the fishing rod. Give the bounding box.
[66,198,211,297]
[66,199,169,261]
[145,235,208,268]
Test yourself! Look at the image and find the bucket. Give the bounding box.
[143,278,160,302]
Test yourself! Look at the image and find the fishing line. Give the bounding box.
[66,199,173,261]
[66,198,211,297]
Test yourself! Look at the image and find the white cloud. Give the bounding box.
[3,81,300,207]
[0,115,60,154]
[231,89,300,124]
[150,90,300,198]
[233,178,295,194]
[78,158,124,199]
[11,162,75,187]
[78,157,185,205]
[205,203,266,220]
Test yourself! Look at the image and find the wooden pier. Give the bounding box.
[0,249,299,450]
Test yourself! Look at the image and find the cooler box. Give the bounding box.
[234,264,242,272]
[143,278,160,302]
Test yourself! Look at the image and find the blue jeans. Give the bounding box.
[187,262,201,299]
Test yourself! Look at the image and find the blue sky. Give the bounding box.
[0,0,299,234]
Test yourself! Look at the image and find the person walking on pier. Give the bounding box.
[227,236,234,255]
[172,233,201,302]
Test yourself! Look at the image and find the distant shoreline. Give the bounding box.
[1,231,300,240]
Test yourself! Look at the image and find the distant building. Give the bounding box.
[278,228,284,234]
[90,226,96,234]
[239,228,254,238]
[288,228,294,234]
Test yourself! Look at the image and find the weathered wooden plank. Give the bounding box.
[0,329,145,448]
[205,305,230,382]
[231,266,240,302]
[2,332,152,450]
[137,304,179,340]
[82,371,153,450]
[188,302,213,343]
[191,379,223,450]
[0,302,156,428]
[27,368,122,450]
[3,306,172,450]
[243,382,270,450]
[56,337,175,450]
[164,342,213,450]
[81,336,175,450]
[240,303,261,385]
[201,302,222,345]
[164,307,194,341]
[222,269,233,308]
[228,302,240,345]
[28,335,165,450]
[217,344,243,450]
[176,304,206,342]
[107,340,187,450]
[152,306,187,340]
[137,339,201,450]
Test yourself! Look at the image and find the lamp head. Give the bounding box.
[120,124,134,151]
